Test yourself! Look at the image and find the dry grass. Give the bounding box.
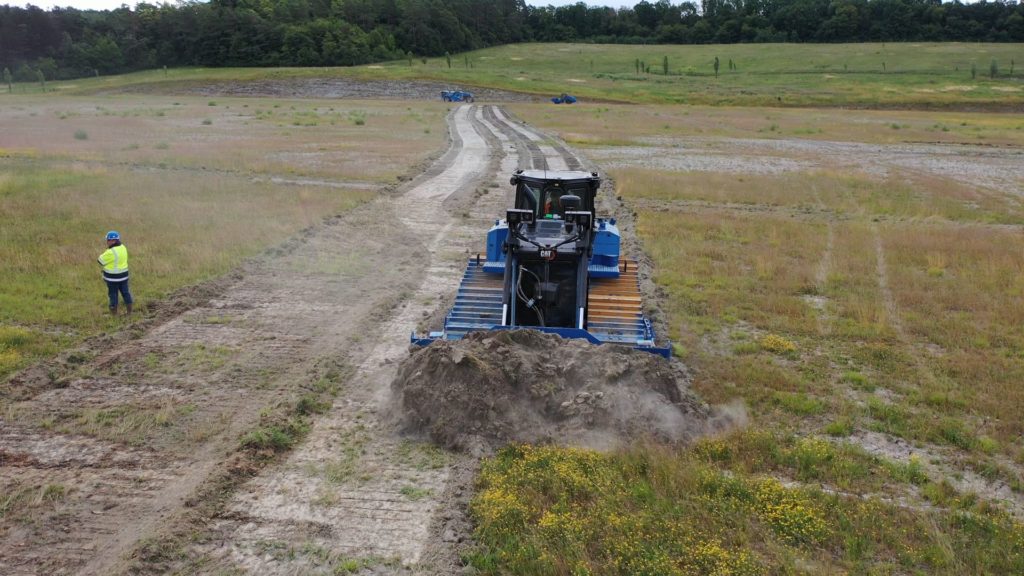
[881,225,1024,441]
[511,102,1024,148]
[0,95,448,182]
[826,221,894,342]
[617,168,1024,224]
[638,208,823,339]
[0,482,67,521]
[517,101,1024,451]
[0,93,445,377]
[0,163,372,328]
[628,168,1024,450]
[470,102,1024,573]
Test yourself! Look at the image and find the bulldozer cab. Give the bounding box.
[510,170,600,220]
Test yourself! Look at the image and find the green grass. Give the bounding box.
[240,421,307,452]
[469,442,1024,575]
[35,42,1024,108]
[398,485,432,500]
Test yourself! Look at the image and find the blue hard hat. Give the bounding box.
[106,230,120,240]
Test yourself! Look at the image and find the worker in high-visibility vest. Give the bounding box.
[97,230,133,316]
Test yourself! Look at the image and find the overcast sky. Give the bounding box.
[32,0,641,12]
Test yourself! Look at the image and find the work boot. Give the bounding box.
[110,306,118,317]
[126,304,133,316]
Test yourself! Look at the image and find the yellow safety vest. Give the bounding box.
[98,244,129,281]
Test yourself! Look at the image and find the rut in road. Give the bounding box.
[190,105,592,574]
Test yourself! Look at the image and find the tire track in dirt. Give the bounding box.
[803,222,835,338]
[492,107,571,171]
[192,105,540,574]
[872,224,904,336]
[191,106,594,574]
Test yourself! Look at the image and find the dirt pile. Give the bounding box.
[392,330,736,452]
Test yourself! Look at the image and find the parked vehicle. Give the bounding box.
[441,90,474,103]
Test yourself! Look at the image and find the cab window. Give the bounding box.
[516,182,540,214]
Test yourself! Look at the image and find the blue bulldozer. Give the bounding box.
[413,170,670,357]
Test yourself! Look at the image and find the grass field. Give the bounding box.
[0,94,448,377]
[432,42,1024,107]
[31,42,1024,108]
[4,42,1024,574]
[459,97,1024,573]
[469,443,1024,574]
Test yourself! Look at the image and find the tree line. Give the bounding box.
[2,0,1022,82]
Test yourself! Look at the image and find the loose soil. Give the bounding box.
[392,329,717,453]
[600,136,1024,196]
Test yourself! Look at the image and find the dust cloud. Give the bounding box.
[391,330,744,453]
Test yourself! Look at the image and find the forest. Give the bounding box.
[2,0,1023,81]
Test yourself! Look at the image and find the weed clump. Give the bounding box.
[0,326,34,374]
[760,333,796,355]
[294,394,330,416]
[240,417,308,453]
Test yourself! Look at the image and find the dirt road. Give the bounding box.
[195,107,597,574]
[0,105,592,574]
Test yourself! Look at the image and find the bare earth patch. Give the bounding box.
[171,78,542,103]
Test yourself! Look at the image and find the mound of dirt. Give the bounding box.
[392,330,734,452]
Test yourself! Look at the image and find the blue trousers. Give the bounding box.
[105,279,133,309]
